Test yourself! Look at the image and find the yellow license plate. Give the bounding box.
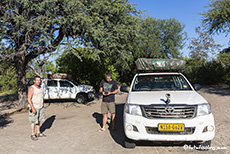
[158,124,184,132]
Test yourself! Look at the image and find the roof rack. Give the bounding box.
[135,58,186,72]
[48,73,72,79]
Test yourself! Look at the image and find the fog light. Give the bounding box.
[207,125,214,132]
[133,125,138,132]
[126,125,132,131]
[202,125,215,133]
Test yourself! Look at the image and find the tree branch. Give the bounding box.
[51,26,64,47]
[28,63,40,76]
[25,46,56,65]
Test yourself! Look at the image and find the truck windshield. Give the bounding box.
[132,74,192,91]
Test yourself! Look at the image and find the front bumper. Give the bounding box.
[124,113,215,142]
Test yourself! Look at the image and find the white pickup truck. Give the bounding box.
[27,78,95,104]
[120,59,215,150]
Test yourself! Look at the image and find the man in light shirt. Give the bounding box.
[27,76,46,141]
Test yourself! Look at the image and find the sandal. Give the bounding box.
[31,134,38,141]
[36,133,47,137]
[98,128,106,132]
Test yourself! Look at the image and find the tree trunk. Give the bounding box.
[15,53,27,109]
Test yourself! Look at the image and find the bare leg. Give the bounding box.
[102,114,108,130]
[36,121,41,134]
[111,113,116,130]
[31,123,36,135]
[30,123,38,140]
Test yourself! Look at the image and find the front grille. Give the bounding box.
[141,105,196,119]
[146,127,195,135]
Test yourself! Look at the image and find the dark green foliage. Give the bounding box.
[27,59,57,78]
[117,17,187,84]
[182,58,229,87]
[56,51,103,91]
[132,17,186,59]
[217,48,230,85]
[201,0,230,35]
[56,47,120,91]
[0,62,17,94]
[0,0,140,107]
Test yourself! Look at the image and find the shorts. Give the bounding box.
[101,102,115,114]
[29,107,46,124]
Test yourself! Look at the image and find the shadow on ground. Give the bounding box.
[44,98,95,108]
[92,103,125,147]
[0,114,14,128]
[44,99,80,109]
[40,115,56,133]
[0,94,18,101]
[109,104,126,147]
[0,94,18,112]
[45,99,77,103]
[92,112,103,128]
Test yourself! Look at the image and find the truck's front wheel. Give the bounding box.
[76,94,87,104]
[124,136,136,149]
[195,140,211,151]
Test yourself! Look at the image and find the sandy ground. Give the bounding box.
[0,86,229,154]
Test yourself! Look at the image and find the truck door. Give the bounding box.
[47,80,59,99]
[59,80,75,99]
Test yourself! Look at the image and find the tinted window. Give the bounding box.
[132,75,192,91]
[60,81,73,88]
[47,80,58,87]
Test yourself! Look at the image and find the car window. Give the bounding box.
[47,80,58,87]
[132,74,192,91]
[60,81,74,88]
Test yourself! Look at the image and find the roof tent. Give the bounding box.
[135,58,186,71]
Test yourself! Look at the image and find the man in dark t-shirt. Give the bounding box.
[99,72,118,131]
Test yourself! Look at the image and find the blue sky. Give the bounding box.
[128,0,230,57]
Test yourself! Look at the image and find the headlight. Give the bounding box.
[125,104,142,116]
[197,103,211,116]
[87,88,94,92]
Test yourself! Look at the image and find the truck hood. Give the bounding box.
[128,91,207,105]
[77,85,94,92]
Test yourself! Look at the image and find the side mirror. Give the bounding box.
[120,86,129,93]
[193,84,201,91]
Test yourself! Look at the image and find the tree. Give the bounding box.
[56,47,120,90]
[188,26,221,61]
[218,47,230,67]
[217,47,230,85]
[28,53,57,78]
[113,17,187,84]
[201,0,230,35]
[0,0,140,108]
[132,17,186,59]
[0,61,17,95]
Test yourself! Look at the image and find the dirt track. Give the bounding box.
[0,87,229,154]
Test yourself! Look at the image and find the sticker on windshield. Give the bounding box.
[183,85,188,89]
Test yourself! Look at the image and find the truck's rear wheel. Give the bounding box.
[76,94,87,104]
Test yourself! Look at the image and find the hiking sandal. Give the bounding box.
[31,134,38,141]
[98,128,106,132]
[36,133,47,137]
